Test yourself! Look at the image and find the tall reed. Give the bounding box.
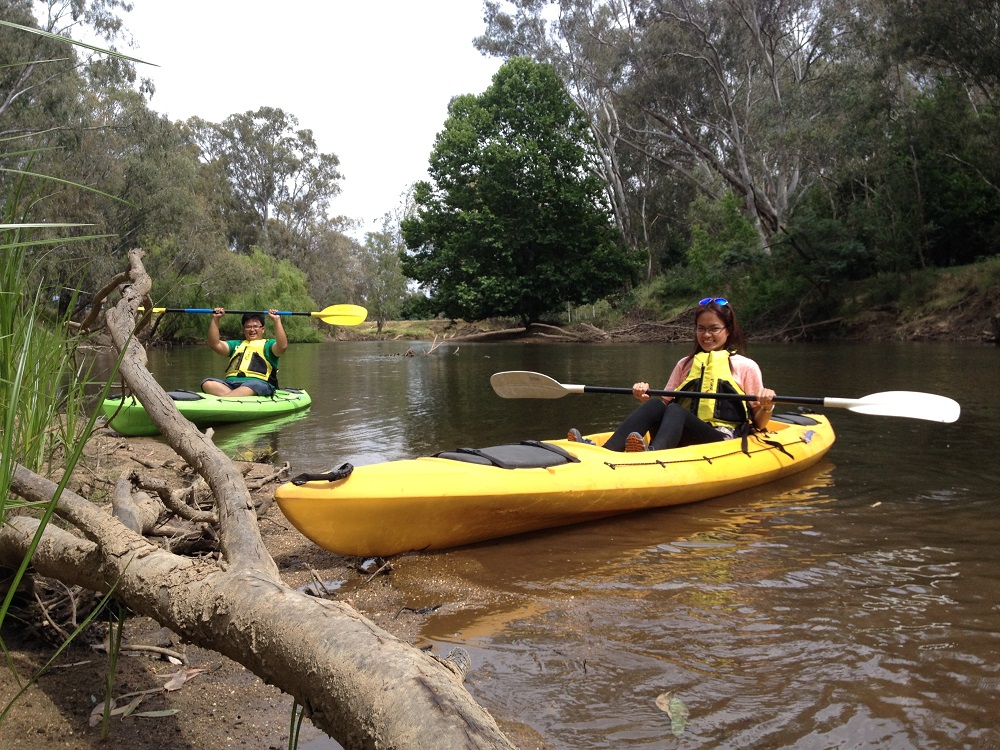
[1,18,149,735]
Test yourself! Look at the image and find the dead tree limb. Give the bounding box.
[0,248,518,750]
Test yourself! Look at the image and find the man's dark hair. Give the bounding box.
[241,312,265,327]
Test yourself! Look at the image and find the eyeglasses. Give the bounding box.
[696,325,727,335]
[243,324,263,330]
[698,297,729,306]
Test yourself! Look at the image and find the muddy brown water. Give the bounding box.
[97,341,998,749]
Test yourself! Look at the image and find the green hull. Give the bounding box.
[101,389,312,436]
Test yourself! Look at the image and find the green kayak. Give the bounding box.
[100,388,312,436]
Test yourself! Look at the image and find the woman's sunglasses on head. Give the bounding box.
[698,297,729,306]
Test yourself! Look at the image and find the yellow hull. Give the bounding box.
[274,415,835,556]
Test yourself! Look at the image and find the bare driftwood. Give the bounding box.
[67,270,128,333]
[0,249,517,750]
[580,322,611,340]
[448,322,583,342]
[135,476,216,523]
[246,462,289,491]
[111,478,163,534]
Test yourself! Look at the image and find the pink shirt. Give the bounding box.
[663,353,764,399]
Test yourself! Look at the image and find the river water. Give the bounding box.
[108,340,998,749]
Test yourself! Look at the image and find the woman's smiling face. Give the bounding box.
[696,310,729,351]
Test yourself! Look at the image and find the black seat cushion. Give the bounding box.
[435,441,581,469]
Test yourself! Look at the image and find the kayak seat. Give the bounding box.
[435,440,581,469]
[770,413,820,425]
[108,389,205,402]
[167,389,204,401]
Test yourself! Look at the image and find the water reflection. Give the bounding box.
[412,488,996,748]
[208,410,312,455]
[413,467,838,642]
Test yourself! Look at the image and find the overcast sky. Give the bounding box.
[121,1,504,236]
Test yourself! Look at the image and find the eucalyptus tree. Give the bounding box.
[0,0,135,129]
[881,0,1000,104]
[0,5,77,140]
[478,0,862,253]
[477,1,648,256]
[38,83,196,311]
[1,1,165,313]
[360,213,408,333]
[402,57,640,324]
[787,0,1000,276]
[188,107,343,259]
[279,217,366,310]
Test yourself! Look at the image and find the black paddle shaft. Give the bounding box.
[158,308,310,317]
[582,385,826,407]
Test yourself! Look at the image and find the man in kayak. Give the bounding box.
[570,297,775,451]
[201,308,288,397]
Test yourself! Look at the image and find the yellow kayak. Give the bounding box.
[274,413,835,556]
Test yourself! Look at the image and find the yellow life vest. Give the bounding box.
[225,339,277,386]
[675,350,750,429]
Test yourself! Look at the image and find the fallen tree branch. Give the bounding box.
[0,513,515,749]
[111,477,163,534]
[135,476,216,523]
[69,270,127,333]
[0,248,518,749]
[246,462,288,491]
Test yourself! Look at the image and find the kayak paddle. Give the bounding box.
[141,304,368,326]
[489,371,961,423]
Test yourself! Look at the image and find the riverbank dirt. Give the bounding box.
[1,434,548,750]
[341,289,999,345]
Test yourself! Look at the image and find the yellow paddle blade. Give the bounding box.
[312,304,368,326]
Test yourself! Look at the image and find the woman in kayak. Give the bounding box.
[201,308,288,397]
[571,297,776,451]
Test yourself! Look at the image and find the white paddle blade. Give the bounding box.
[490,371,580,399]
[828,391,961,423]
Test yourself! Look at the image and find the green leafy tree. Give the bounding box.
[687,191,762,291]
[0,0,134,134]
[827,78,1000,274]
[41,86,198,312]
[401,57,640,324]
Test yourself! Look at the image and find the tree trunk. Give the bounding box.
[0,248,518,750]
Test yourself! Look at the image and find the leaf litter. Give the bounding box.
[655,691,690,737]
[87,667,207,726]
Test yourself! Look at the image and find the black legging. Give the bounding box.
[603,399,727,452]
